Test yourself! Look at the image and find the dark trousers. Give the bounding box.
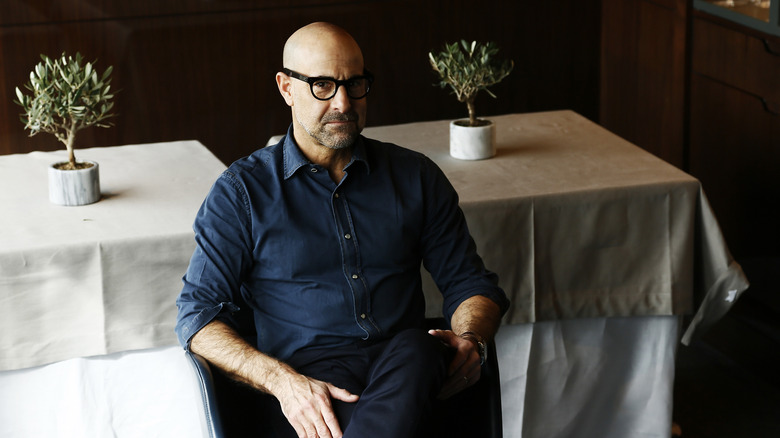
[253,329,451,438]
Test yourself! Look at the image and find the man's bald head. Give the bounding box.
[282,22,364,74]
[277,22,368,154]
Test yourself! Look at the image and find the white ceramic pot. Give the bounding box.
[449,119,496,160]
[48,161,101,206]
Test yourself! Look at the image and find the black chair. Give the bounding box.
[186,318,502,438]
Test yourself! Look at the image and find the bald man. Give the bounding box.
[176,22,508,438]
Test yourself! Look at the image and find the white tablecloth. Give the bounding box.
[0,346,208,438]
[496,316,679,438]
[0,141,226,371]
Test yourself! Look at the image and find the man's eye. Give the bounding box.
[348,78,366,87]
[313,81,333,89]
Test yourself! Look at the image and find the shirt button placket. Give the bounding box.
[335,189,374,338]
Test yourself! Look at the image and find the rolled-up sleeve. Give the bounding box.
[419,158,510,321]
[175,170,253,349]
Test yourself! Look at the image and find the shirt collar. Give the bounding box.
[281,124,371,180]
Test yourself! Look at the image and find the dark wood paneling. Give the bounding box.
[600,0,688,167]
[692,17,780,108]
[0,0,346,26]
[0,0,600,165]
[689,16,780,260]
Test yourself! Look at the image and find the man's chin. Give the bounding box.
[325,136,357,150]
[321,127,361,149]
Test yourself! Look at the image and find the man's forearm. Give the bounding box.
[189,319,296,395]
[450,295,502,342]
[191,319,359,437]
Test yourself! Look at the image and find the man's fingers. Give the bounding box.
[328,384,360,402]
[430,330,483,399]
[278,377,347,438]
[319,403,341,438]
[427,329,456,346]
[288,420,306,438]
[438,368,481,399]
[304,424,320,438]
[289,405,338,438]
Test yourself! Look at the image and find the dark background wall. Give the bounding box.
[0,0,601,166]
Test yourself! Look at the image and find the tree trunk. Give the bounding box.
[467,98,477,126]
[66,122,77,169]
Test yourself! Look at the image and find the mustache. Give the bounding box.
[322,112,359,123]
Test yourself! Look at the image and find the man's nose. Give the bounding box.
[330,85,352,111]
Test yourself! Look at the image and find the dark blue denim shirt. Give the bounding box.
[175,126,509,361]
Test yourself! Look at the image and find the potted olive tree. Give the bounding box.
[429,40,513,160]
[14,52,115,206]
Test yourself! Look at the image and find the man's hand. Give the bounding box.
[190,320,359,438]
[427,329,482,399]
[274,372,359,438]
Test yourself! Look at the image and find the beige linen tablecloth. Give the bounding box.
[362,111,748,343]
[0,141,226,371]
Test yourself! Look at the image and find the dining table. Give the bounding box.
[361,111,749,436]
[0,140,225,437]
[0,111,748,437]
[359,111,747,340]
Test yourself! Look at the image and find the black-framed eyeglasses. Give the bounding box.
[282,68,374,101]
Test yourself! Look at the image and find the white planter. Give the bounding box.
[48,161,101,206]
[449,119,496,160]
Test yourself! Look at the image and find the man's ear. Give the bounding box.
[276,72,294,107]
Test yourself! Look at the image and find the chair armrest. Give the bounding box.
[483,337,503,438]
[186,351,225,438]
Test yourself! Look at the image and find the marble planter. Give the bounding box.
[449,119,496,160]
[48,161,101,206]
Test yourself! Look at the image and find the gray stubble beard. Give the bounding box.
[301,111,363,150]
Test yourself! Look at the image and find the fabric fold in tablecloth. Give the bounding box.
[680,188,750,344]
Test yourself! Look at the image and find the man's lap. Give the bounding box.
[266,329,451,437]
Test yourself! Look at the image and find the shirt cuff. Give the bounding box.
[176,301,241,350]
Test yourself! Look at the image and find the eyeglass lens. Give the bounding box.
[311,78,370,100]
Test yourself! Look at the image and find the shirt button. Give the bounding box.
[310,167,318,173]
[344,234,351,240]
[360,313,366,319]
[352,274,358,279]
[334,193,340,198]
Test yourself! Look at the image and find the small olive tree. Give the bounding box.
[429,40,514,126]
[14,52,115,170]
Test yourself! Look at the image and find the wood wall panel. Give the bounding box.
[0,0,345,26]
[688,15,780,261]
[1,0,600,165]
[600,0,688,168]
[689,74,780,259]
